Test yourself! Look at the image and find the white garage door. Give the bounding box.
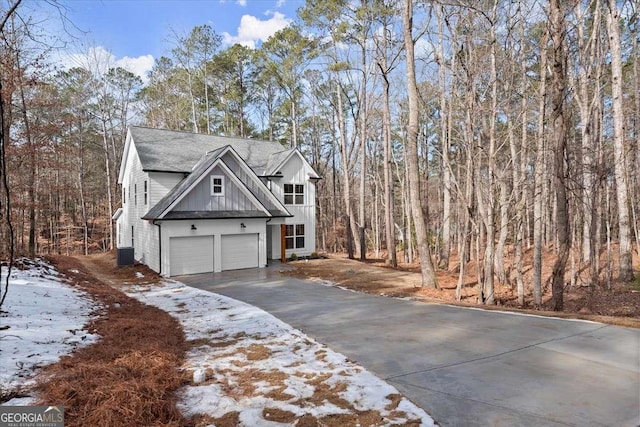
[221,234,259,271]
[170,236,214,276]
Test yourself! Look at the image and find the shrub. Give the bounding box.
[289,253,298,261]
[310,252,320,259]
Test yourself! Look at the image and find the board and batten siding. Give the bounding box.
[221,153,279,210]
[270,153,316,257]
[174,165,258,212]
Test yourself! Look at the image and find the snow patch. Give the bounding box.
[125,280,436,426]
[0,260,99,400]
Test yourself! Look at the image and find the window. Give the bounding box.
[123,187,126,204]
[131,226,134,247]
[211,176,224,196]
[285,224,305,250]
[284,184,304,205]
[134,184,137,205]
[144,180,148,205]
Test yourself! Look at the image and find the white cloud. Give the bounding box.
[276,0,286,7]
[222,12,291,49]
[116,55,155,81]
[55,46,154,84]
[236,0,247,6]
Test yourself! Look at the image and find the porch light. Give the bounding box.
[191,224,197,230]
[240,223,246,229]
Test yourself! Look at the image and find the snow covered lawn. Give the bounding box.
[0,260,99,402]
[126,280,436,426]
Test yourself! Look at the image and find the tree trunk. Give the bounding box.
[482,3,499,305]
[549,0,570,311]
[515,15,528,306]
[359,37,367,261]
[403,0,439,289]
[15,49,36,258]
[101,119,114,250]
[533,31,549,307]
[607,0,634,282]
[495,176,509,285]
[379,56,397,267]
[336,82,355,259]
[291,100,297,148]
[437,5,451,270]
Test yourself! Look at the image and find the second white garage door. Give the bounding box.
[221,233,259,271]
[170,235,214,276]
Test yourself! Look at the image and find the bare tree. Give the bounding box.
[532,30,549,307]
[403,0,439,289]
[606,0,634,282]
[549,0,571,311]
[0,0,22,308]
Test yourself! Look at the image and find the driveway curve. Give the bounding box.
[178,266,640,427]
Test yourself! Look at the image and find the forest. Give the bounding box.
[0,0,638,311]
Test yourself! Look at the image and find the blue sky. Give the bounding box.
[55,0,302,79]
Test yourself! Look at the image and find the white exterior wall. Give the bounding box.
[158,218,267,276]
[270,154,316,258]
[149,172,183,206]
[268,225,282,260]
[117,143,160,271]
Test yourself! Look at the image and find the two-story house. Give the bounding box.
[113,126,318,276]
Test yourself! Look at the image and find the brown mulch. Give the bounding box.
[284,251,640,329]
[36,255,189,427]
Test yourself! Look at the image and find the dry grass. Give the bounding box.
[38,255,189,427]
[286,251,640,328]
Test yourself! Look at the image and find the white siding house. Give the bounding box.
[116,127,319,277]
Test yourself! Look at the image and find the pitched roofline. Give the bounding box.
[117,129,133,184]
[220,145,292,217]
[294,149,320,179]
[266,148,320,179]
[155,157,270,220]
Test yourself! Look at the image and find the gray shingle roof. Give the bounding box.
[130,126,288,175]
[159,210,290,220]
[263,149,294,176]
[162,210,271,220]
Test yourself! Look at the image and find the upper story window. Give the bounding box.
[284,184,304,205]
[144,180,148,205]
[134,184,137,205]
[123,187,126,204]
[211,175,224,196]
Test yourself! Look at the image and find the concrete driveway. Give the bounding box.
[177,266,640,427]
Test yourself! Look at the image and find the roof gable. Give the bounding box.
[265,149,320,180]
[218,147,291,215]
[144,146,289,220]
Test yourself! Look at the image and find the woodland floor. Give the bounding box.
[283,249,640,329]
[12,253,431,426]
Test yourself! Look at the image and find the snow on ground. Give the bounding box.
[126,280,436,426]
[0,260,99,402]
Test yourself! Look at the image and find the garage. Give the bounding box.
[221,234,259,271]
[170,235,214,276]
